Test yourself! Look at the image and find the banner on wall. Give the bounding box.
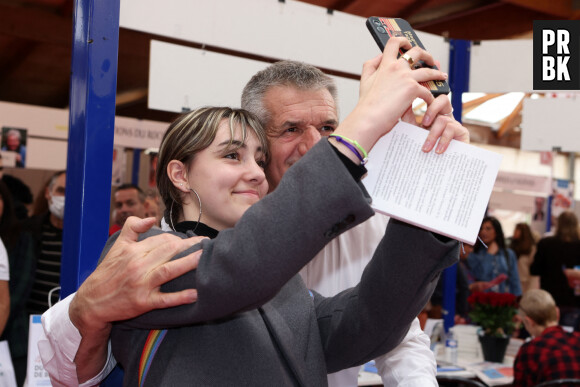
[494,171,552,195]
[113,117,167,150]
[0,102,169,170]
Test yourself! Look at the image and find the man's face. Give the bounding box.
[46,173,66,200]
[6,135,19,151]
[114,188,146,226]
[262,86,338,191]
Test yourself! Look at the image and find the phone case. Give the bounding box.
[366,17,450,96]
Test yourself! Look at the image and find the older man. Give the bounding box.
[41,44,468,386]
[241,60,466,386]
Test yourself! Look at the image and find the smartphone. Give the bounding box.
[366,16,450,96]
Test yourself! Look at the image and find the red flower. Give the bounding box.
[468,292,519,337]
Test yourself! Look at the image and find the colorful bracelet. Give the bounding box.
[329,134,369,165]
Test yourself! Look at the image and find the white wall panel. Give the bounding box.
[469,40,533,92]
[121,0,450,75]
[0,101,68,139]
[149,40,361,121]
[27,138,68,170]
[521,97,580,152]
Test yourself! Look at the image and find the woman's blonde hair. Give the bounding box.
[156,107,269,228]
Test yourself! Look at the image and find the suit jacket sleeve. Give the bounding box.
[312,219,459,372]
[112,140,376,328]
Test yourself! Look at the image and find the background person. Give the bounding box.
[530,211,580,329]
[468,216,522,296]
[513,289,580,386]
[22,170,66,315]
[0,186,9,333]
[109,183,147,235]
[0,179,36,385]
[0,153,33,220]
[510,222,538,294]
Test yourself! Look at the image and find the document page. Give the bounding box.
[362,121,502,244]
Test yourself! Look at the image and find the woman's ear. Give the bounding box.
[167,160,190,193]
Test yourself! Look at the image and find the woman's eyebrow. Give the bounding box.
[216,139,246,148]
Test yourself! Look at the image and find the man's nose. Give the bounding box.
[298,127,322,156]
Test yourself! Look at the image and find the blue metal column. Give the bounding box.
[448,39,470,122]
[65,0,123,385]
[442,39,471,332]
[61,0,120,296]
[132,149,141,185]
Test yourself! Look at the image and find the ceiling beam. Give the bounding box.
[462,93,504,114]
[413,3,560,40]
[115,88,148,107]
[502,0,580,19]
[406,0,491,26]
[496,94,527,138]
[0,4,71,45]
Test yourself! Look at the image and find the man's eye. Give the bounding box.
[285,127,298,133]
[320,126,335,134]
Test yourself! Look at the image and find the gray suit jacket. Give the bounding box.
[109,140,459,386]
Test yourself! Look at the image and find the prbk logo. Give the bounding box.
[533,21,580,90]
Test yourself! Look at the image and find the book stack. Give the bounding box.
[450,325,484,364]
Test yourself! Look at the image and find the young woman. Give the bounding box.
[103,104,459,386]
[468,216,522,296]
[509,222,537,293]
[531,211,580,328]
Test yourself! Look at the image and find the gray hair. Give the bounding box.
[48,170,66,191]
[241,60,338,129]
[6,129,21,140]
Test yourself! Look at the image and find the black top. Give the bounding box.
[175,221,218,239]
[530,236,580,307]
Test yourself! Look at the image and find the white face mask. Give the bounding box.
[49,195,65,220]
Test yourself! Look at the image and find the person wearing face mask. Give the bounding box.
[22,170,66,315]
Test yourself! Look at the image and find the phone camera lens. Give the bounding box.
[377,26,386,34]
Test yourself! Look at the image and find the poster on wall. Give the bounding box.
[1,127,27,168]
[111,147,126,186]
[531,196,548,235]
[551,179,575,230]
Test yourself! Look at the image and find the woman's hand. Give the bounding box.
[336,37,448,154]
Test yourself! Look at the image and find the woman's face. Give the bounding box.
[479,220,497,245]
[185,120,268,230]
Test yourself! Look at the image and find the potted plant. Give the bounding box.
[467,291,518,362]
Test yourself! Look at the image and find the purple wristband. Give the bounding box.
[329,135,367,165]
